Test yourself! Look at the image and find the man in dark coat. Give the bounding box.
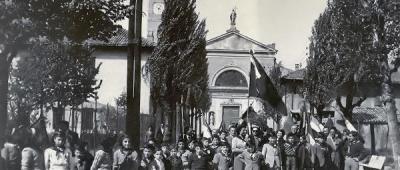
[296,136,313,170]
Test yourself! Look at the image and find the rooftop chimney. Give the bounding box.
[295,64,301,70]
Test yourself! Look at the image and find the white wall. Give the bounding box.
[93,49,152,114]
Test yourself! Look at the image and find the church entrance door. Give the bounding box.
[222,106,240,128]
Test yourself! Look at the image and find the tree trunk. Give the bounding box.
[175,102,181,143]
[165,106,174,144]
[383,68,400,169]
[53,106,65,129]
[336,83,366,122]
[170,102,177,144]
[0,55,10,146]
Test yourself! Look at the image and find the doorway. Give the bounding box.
[222,106,240,127]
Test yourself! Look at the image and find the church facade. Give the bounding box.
[205,29,278,129]
[88,0,282,132]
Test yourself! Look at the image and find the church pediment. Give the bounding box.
[206,31,277,53]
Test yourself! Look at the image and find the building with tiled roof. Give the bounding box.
[351,107,387,124]
[280,63,400,156]
[281,68,305,82]
[88,28,155,48]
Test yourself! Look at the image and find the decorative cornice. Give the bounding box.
[207,31,277,53]
[206,49,276,55]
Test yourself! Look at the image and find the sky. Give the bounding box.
[119,0,328,69]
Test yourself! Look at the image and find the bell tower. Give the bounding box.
[147,0,164,42]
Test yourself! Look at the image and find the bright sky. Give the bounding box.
[119,0,328,69]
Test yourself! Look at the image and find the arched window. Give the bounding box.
[215,70,248,87]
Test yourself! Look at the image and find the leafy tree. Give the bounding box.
[0,0,128,144]
[305,8,337,115]
[10,42,101,127]
[307,0,400,166]
[306,0,382,120]
[144,0,209,143]
[359,0,400,168]
[329,0,382,121]
[115,92,127,131]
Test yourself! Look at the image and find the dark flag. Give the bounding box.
[241,106,272,130]
[249,50,282,107]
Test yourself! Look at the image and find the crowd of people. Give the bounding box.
[0,119,369,170]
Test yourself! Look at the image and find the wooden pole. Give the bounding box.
[93,96,98,155]
[116,105,119,131]
[194,108,198,137]
[370,124,375,154]
[126,0,142,150]
[198,110,202,137]
[176,102,181,142]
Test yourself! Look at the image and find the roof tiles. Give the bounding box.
[87,28,155,48]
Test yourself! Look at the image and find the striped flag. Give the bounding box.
[310,116,324,133]
[308,134,316,145]
[305,116,317,146]
[345,118,357,132]
[334,107,357,132]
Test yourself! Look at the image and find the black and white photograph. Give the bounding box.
[1,0,400,169]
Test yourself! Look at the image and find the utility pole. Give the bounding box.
[126,0,142,150]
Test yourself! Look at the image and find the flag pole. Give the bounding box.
[248,49,255,136]
[247,96,251,136]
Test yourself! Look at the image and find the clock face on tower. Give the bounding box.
[153,3,164,15]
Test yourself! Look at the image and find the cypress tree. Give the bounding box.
[144,0,209,143]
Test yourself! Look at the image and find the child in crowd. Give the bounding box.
[219,131,228,144]
[176,140,186,158]
[210,135,220,156]
[71,143,94,170]
[261,133,280,170]
[189,142,210,170]
[226,126,236,146]
[239,139,263,170]
[150,149,169,170]
[276,129,286,169]
[44,130,73,170]
[139,144,154,170]
[21,127,45,170]
[201,137,212,157]
[283,135,297,170]
[90,137,114,170]
[212,142,232,170]
[2,127,24,170]
[182,140,195,170]
[161,143,170,159]
[168,148,183,170]
[112,134,138,170]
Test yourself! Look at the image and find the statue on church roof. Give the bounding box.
[230,8,237,26]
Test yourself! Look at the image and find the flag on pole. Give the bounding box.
[308,134,316,145]
[305,116,317,146]
[344,118,357,132]
[334,107,357,132]
[282,113,295,134]
[249,50,282,107]
[310,116,324,133]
